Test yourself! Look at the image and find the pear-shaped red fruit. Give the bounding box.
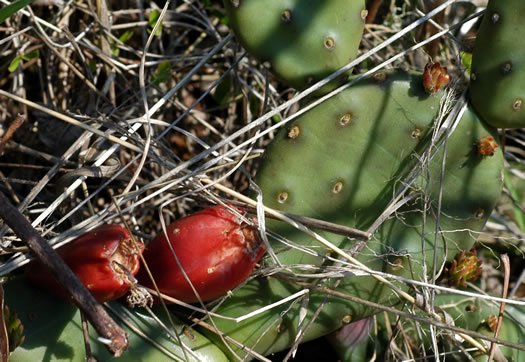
[137,205,265,303]
[26,224,144,302]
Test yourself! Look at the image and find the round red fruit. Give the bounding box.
[137,205,265,303]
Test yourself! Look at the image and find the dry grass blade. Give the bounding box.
[0,285,8,361]
[487,254,511,362]
[0,90,142,153]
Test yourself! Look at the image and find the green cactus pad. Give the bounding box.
[372,293,525,362]
[198,71,504,360]
[223,0,366,90]
[4,278,228,362]
[258,71,503,270]
[470,0,525,128]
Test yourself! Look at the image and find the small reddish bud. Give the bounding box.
[26,224,144,303]
[448,249,482,288]
[423,62,450,94]
[477,136,499,157]
[137,205,266,303]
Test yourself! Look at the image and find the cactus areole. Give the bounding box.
[137,205,266,303]
[26,224,144,303]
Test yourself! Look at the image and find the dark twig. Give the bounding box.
[237,203,370,241]
[0,113,25,157]
[0,191,128,357]
[80,311,96,362]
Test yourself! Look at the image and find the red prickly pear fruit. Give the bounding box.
[26,224,144,303]
[477,136,499,157]
[448,249,482,288]
[423,62,450,94]
[137,205,266,303]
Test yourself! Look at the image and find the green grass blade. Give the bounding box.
[0,0,36,24]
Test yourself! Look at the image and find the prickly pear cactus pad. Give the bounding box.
[433,297,525,362]
[257,71,444,266]
[372,294,525,362]
[4,278,229,362]
[198,71,504,360]
[469,0,525,128]
[257,71,503,269]
[368,104,504,279]
[223,0,366,90]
